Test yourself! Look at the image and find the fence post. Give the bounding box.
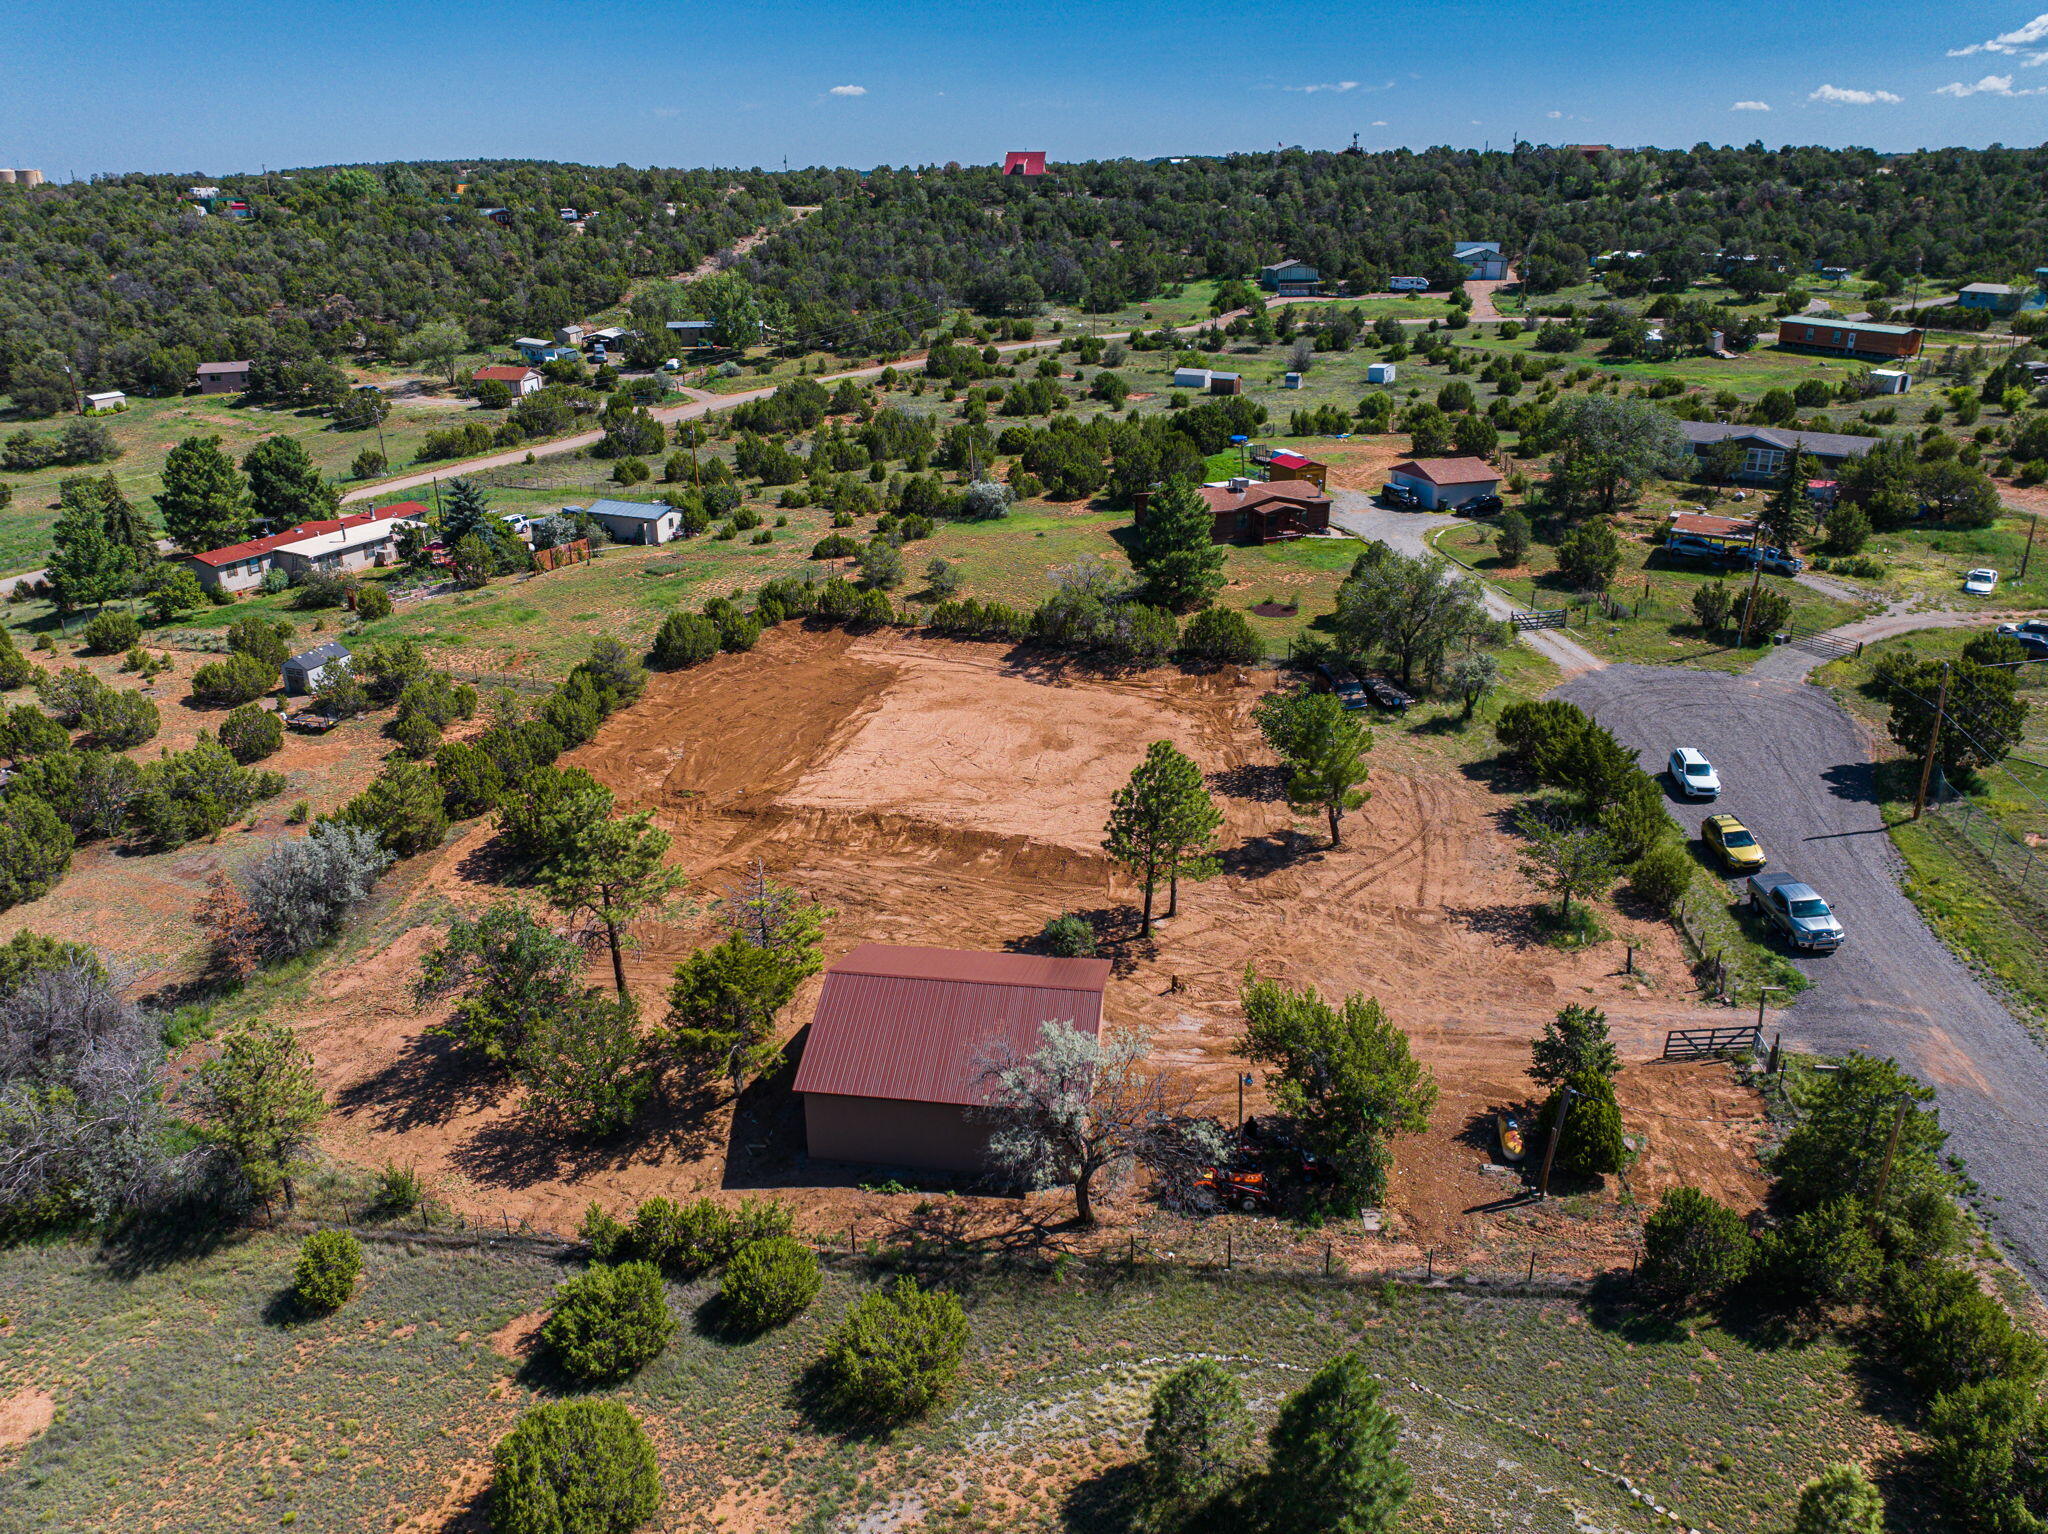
[1426,1246,1435,1280]
[1527,1250,1537,1282]
[1324,1241,1333,1277]
[1226,1234,1233,1270]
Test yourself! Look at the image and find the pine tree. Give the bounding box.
[47,479,134,611]
[156,435,248,552]
[1128,478,1227,612]
[1104,740,1219,937]
[439,477,496,545]
[243,435,337,531]
[1279,694,1374,847]
[1790,1463,1884,1534]
[1263,1352,1411,1534]
[538,808,688,998]
[1528,1003,1619,1090]
[1757,449,1813,553]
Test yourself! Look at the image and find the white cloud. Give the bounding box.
[1949,12,2048,63]
[827,84,866,97]
[1936,72,2048,95]
[1370,120,1388,127]
[1809,84,1903,104]
[1731,99,1772,111]
[1285,80,1358,93]
[1545,109,1563,119]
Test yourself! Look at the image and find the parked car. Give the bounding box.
[1747,872,1844,952]
[1963,568,1999,596]
[1664,533,1735,563]
[1668,746,1722,800]
[1701,813,1766,873]
[1363,674,1413,712]
[1456,493,1503,515]
[1316,660,1370,711]
[1996,620,2048,657]
[1376,482,1424,510]
[1721,544,1805,576]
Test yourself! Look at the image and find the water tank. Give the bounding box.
[0,170,16,185]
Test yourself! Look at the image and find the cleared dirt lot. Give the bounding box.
[297,625,1754,1266]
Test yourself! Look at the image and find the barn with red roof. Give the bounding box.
[1001,150,1048,177]
[793,944,1109,1171]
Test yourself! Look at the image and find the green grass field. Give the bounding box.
[1433,519,1866,673]
[0,1231,1912,1534]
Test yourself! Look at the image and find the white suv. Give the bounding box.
[1669,746,1721,800]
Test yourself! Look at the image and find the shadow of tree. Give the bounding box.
[1445,902,1544,950]
[1217,830,1323,879]
[1059,1460,1143,1533]
[97,1196,245,1280]
[1206,763,1288,803]
[450,1076,728,1194]
[331,1030,512,1136]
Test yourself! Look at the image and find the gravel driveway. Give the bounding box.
[1562,664,2048,1288]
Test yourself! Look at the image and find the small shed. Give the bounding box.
[1207,372,1243,396]
[794,944,1110,1173]
[1453,241,1507,280]
[83,391,127,414]
[1171,366,1212,390]
[1265,449,1328,490]
[576,498,685,546]
[1387,457,1501,510]
[1366,362,1397,384]
[282,641,351,696]
[1868,369,1912,395]
[1282,371,1302,389]
[515,338,578,364]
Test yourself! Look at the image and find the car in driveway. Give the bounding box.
[1963,568,1999,596]
[1702,813,1766,873]
[1721,544,1806,576]
[1375,482,1425,510]
[1747,871,1843,951]
[1668,746,1721,800]
[1455,493,1503,515]
[1995,620,2048,658]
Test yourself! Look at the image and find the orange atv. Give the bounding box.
[1195,1166,1274,1212]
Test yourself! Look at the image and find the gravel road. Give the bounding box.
[1562,663,2048,1288]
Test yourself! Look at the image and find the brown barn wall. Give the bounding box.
[803,1093,995,1172]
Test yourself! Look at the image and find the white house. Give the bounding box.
[1387,456,1501,510]
[282,641,351,696]
[471,365,543,397]
[1453,241,1508,280]
[83,391,127,414]
[182,503,427,595]
[576,498,685,546]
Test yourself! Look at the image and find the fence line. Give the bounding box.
[1671,892,1731,1002]
[1928,769,2048,904]
[275,1209,1620,1298]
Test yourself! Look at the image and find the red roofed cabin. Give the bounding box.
[793,944,1110,1173]
[1183,479,1332,544]
[1001,150,1048,177]
[1260,448,1329,490]
[471,364,543,398]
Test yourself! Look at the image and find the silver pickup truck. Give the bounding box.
[1747,872,1843,952]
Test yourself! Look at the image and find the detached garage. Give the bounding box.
[1387,456,1501,510]
[792,944,1111,1173]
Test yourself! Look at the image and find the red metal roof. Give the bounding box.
[186,503,425,567]
[1002,150,1048,176]
[1668,511,1757,540]
[472,365,537,382]
[792,944,1109,1107]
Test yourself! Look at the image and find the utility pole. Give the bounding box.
[1237,1072,1252,1136]
[1911,661,1952,820]
[1872,1096,1911,1208]
[2020,511,2039,582]
[1535,1086,1574,1197]
[1736,515,1766,646]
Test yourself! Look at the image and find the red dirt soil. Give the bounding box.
[297,625,1755,1272]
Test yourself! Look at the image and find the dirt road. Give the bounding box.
[1560,662,2048,1290]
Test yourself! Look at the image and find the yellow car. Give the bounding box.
[1702,814,1766,873]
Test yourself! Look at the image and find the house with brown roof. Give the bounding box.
[181,503,427,595]
[1190,479,1332,544]
[1386,457,1501,510]
[471,364,543,397]
[792,944,1110,1173]
[195,360,251,395]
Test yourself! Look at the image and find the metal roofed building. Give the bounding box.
[793,944,1110,1172]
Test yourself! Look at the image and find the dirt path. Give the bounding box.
[671,205,818,281]
[1464,272,1516,322]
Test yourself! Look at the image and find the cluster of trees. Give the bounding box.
[0,162,782,403]
[1875,631,2032,781]
[0,929,330,1230]
[1332,542,1504,691]
[1640,1054,2046,1534]
[1494,697,1699,928]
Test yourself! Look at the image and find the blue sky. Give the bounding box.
[3,0,2045,177]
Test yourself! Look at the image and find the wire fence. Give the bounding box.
[1929,766,2048,904]
[279,1206,1623,1299]
[1671,890,1732,1003]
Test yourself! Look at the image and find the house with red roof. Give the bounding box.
[471,364,543,397]
[793,944,1109,1172]
[181,503,428,595]
[1001,150,1048,177]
